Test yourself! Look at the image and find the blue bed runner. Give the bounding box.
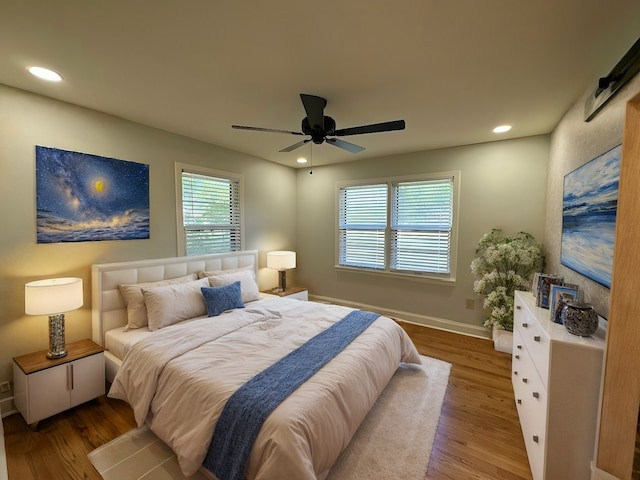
[203,309,380,480]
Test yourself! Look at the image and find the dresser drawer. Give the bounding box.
[521,412,546,480]
[513,348,548,480]
[514,306,550,389]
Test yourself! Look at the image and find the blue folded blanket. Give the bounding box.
[204,309,380,480]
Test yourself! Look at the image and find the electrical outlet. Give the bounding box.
[465,298,475,310]
[0,381,10,393]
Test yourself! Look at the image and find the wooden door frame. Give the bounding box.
[595,91,640,478]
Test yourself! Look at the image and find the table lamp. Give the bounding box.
[267,251,296,293]
[25,277,83,359]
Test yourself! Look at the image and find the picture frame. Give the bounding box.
[561,144,621,288]
[536,273,563,309]
[36,146,150,243]
[550,284,580,324]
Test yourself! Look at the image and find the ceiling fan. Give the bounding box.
[232,94,406,154]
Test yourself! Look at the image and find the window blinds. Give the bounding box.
[338,184,387,269]
[338,177,453,275]
[391,179,453,274]
[181,171,241,255]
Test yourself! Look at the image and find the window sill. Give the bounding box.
[334,265,456,286]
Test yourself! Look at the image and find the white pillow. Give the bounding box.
[198,264,255,280]
[207,269,261,303]
[141,277,210,331]
[119,274,198,329]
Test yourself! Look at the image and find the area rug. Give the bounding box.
[88,355,451,480]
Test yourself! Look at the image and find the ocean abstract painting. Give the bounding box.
[561,144,621,288]
[36,146,150,243]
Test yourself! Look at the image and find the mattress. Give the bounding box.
[105,326,152,361]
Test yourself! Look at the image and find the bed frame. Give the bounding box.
[91,250,259,382]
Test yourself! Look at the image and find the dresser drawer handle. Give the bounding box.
[532,392,540,399]
[522,322,528,328]
[517,345,522,350]
[534,335,541,342]
[533,435,539,443]
[515,355,520,360]
[522,378,528,383]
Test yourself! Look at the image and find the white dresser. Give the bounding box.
[512,291,605,480]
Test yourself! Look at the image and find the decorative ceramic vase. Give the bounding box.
[561,302,598,337]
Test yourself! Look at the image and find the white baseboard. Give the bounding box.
[309,294,491,339]
[0,398,16,419]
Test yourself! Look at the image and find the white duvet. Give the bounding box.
[109,298,421,479]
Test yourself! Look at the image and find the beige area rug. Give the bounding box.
[88,355,451,480]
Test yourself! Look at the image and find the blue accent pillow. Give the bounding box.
[201,281,245,317]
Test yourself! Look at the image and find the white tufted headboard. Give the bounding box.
[91,250,259,346]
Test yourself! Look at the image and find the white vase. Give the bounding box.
[492,327,513,354]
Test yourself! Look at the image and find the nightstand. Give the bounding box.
[262,287,308,301]
[13,339,105,427]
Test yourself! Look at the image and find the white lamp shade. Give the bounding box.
[267,251,296,271]
[25,277,84,315]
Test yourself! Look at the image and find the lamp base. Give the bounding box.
[47,313,67,359]
[278,270,287,292]
[46,349,68,359]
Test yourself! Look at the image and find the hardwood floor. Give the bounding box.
[2,323,531,480]
[399,323,532,480]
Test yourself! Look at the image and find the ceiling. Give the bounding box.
[1,1,639,168]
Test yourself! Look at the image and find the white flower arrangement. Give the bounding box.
[471,228,544,331]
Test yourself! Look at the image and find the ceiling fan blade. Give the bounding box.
[334,119,406,137]
[300,94,327,130]
[232,125,303,136]
[326,138,365,154]
[279,139,311,152]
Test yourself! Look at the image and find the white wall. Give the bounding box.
[0,84,297,406]
[295,135,550,335]
[545,73,640,318]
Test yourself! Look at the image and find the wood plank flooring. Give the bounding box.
[399,323,531,480]
[2,323,531,480]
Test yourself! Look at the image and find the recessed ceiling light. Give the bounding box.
[492,125,512,133]
[28,66,63,82]
[297,157,308,164]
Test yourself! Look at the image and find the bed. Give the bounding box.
[91,250,421,480]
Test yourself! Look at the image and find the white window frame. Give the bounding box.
[175,162,244,256]
[335,171,460,285]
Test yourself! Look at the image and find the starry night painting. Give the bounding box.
[561,144,621,288]
[36,146,149,243]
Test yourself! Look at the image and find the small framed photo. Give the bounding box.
[550,284,579,324]
[537,274,563,309]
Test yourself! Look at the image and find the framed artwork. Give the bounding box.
[35,146,149,243]
[550,284,579,324]
[561,144,621,288]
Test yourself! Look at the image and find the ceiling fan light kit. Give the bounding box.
[232,93,406,155]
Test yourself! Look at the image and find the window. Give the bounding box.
[175,163,243,256]
[337,172,459,281]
